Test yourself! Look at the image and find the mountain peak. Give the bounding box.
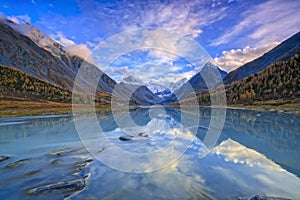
[122,75,145,85]
[2,18,66,56]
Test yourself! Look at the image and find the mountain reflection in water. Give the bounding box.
[0,107,299,200]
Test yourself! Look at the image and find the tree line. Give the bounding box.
[0,64,112,105]
[181,54,300,105]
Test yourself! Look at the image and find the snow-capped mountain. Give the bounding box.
[121,75,189,99]
[160,62,227,103]
[122,75,145,85]
[115,77,162,105]
[164,78,188,92]
[146,81,171,98]
[146,78,188,98]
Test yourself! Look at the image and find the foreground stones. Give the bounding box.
[119,135,134,141]
[26,177,87,194]
[0,147,93,199]
[0,155,10,162]
[4,158,31,168]
[119,132,149,141]
[237,195,291,200]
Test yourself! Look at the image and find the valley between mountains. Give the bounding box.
[0,19,299,116]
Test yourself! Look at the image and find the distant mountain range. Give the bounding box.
[160,62,227,103]
[0,18,299,107]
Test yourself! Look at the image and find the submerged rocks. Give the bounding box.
[251,195,291,200]
[22,147,92,198]
[237,195,291,200]
[26,177,86,194]
[98,147,105,153]
[0,155,10,162]
[119,132,149,141]
[138,132,149,137]
[4,158,32,168]
[119,135,134,141]
[47,147,86,156]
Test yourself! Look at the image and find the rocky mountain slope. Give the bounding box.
[223,31,300,84]
[163,62,227,103]
[0,20,116,94]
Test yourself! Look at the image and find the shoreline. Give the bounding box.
[1,100,299,117]
[0,100,112,118]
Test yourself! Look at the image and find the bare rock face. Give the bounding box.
[0,21,116,93]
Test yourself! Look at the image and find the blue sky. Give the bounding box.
[0,0,299,83]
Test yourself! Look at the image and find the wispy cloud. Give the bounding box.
[107,49,192,83]
[31,0,231,83]
[214,42,279,72]
[211,0,300,47]
[5,0,298,83]
[52,32,92,59]
[6,14,31,24]
[91,0,228,38]
[36,0,229,47]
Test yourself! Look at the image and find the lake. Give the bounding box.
[0,107,299,200]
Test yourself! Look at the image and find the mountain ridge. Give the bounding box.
[0,21,116,95]
[223,31,300,84]
[162,62,227,103]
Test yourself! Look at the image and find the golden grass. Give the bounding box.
[0,100,112,117]
[1,97,299,117]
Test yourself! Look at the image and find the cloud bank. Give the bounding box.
[214,42,279,72]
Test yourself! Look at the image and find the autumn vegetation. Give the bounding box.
[0,64,73,102]
[180,54,300,107]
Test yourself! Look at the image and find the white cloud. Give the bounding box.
[104,66,129,77]
[55,32,75,46]
[53,32,92,59]
[65,44,92,60]
[6,14,31,24]
[76,0,228,39]
[34,0,231,84]
[91,28,210,84]
[211,0,300,46]
[214,42,280,72]
[213,138,284,170]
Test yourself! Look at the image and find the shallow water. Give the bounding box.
[0,107,299,199]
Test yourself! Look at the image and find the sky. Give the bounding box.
[0,0,299,83]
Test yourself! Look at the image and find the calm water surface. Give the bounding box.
[0,107,299,200]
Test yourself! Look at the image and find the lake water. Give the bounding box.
[0,107,299,200]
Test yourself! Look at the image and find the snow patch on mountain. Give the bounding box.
[146,82,171,98]
[164,78,188,92]
[122,75,145,85]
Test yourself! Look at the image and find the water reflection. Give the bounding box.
[0,108,299,199]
